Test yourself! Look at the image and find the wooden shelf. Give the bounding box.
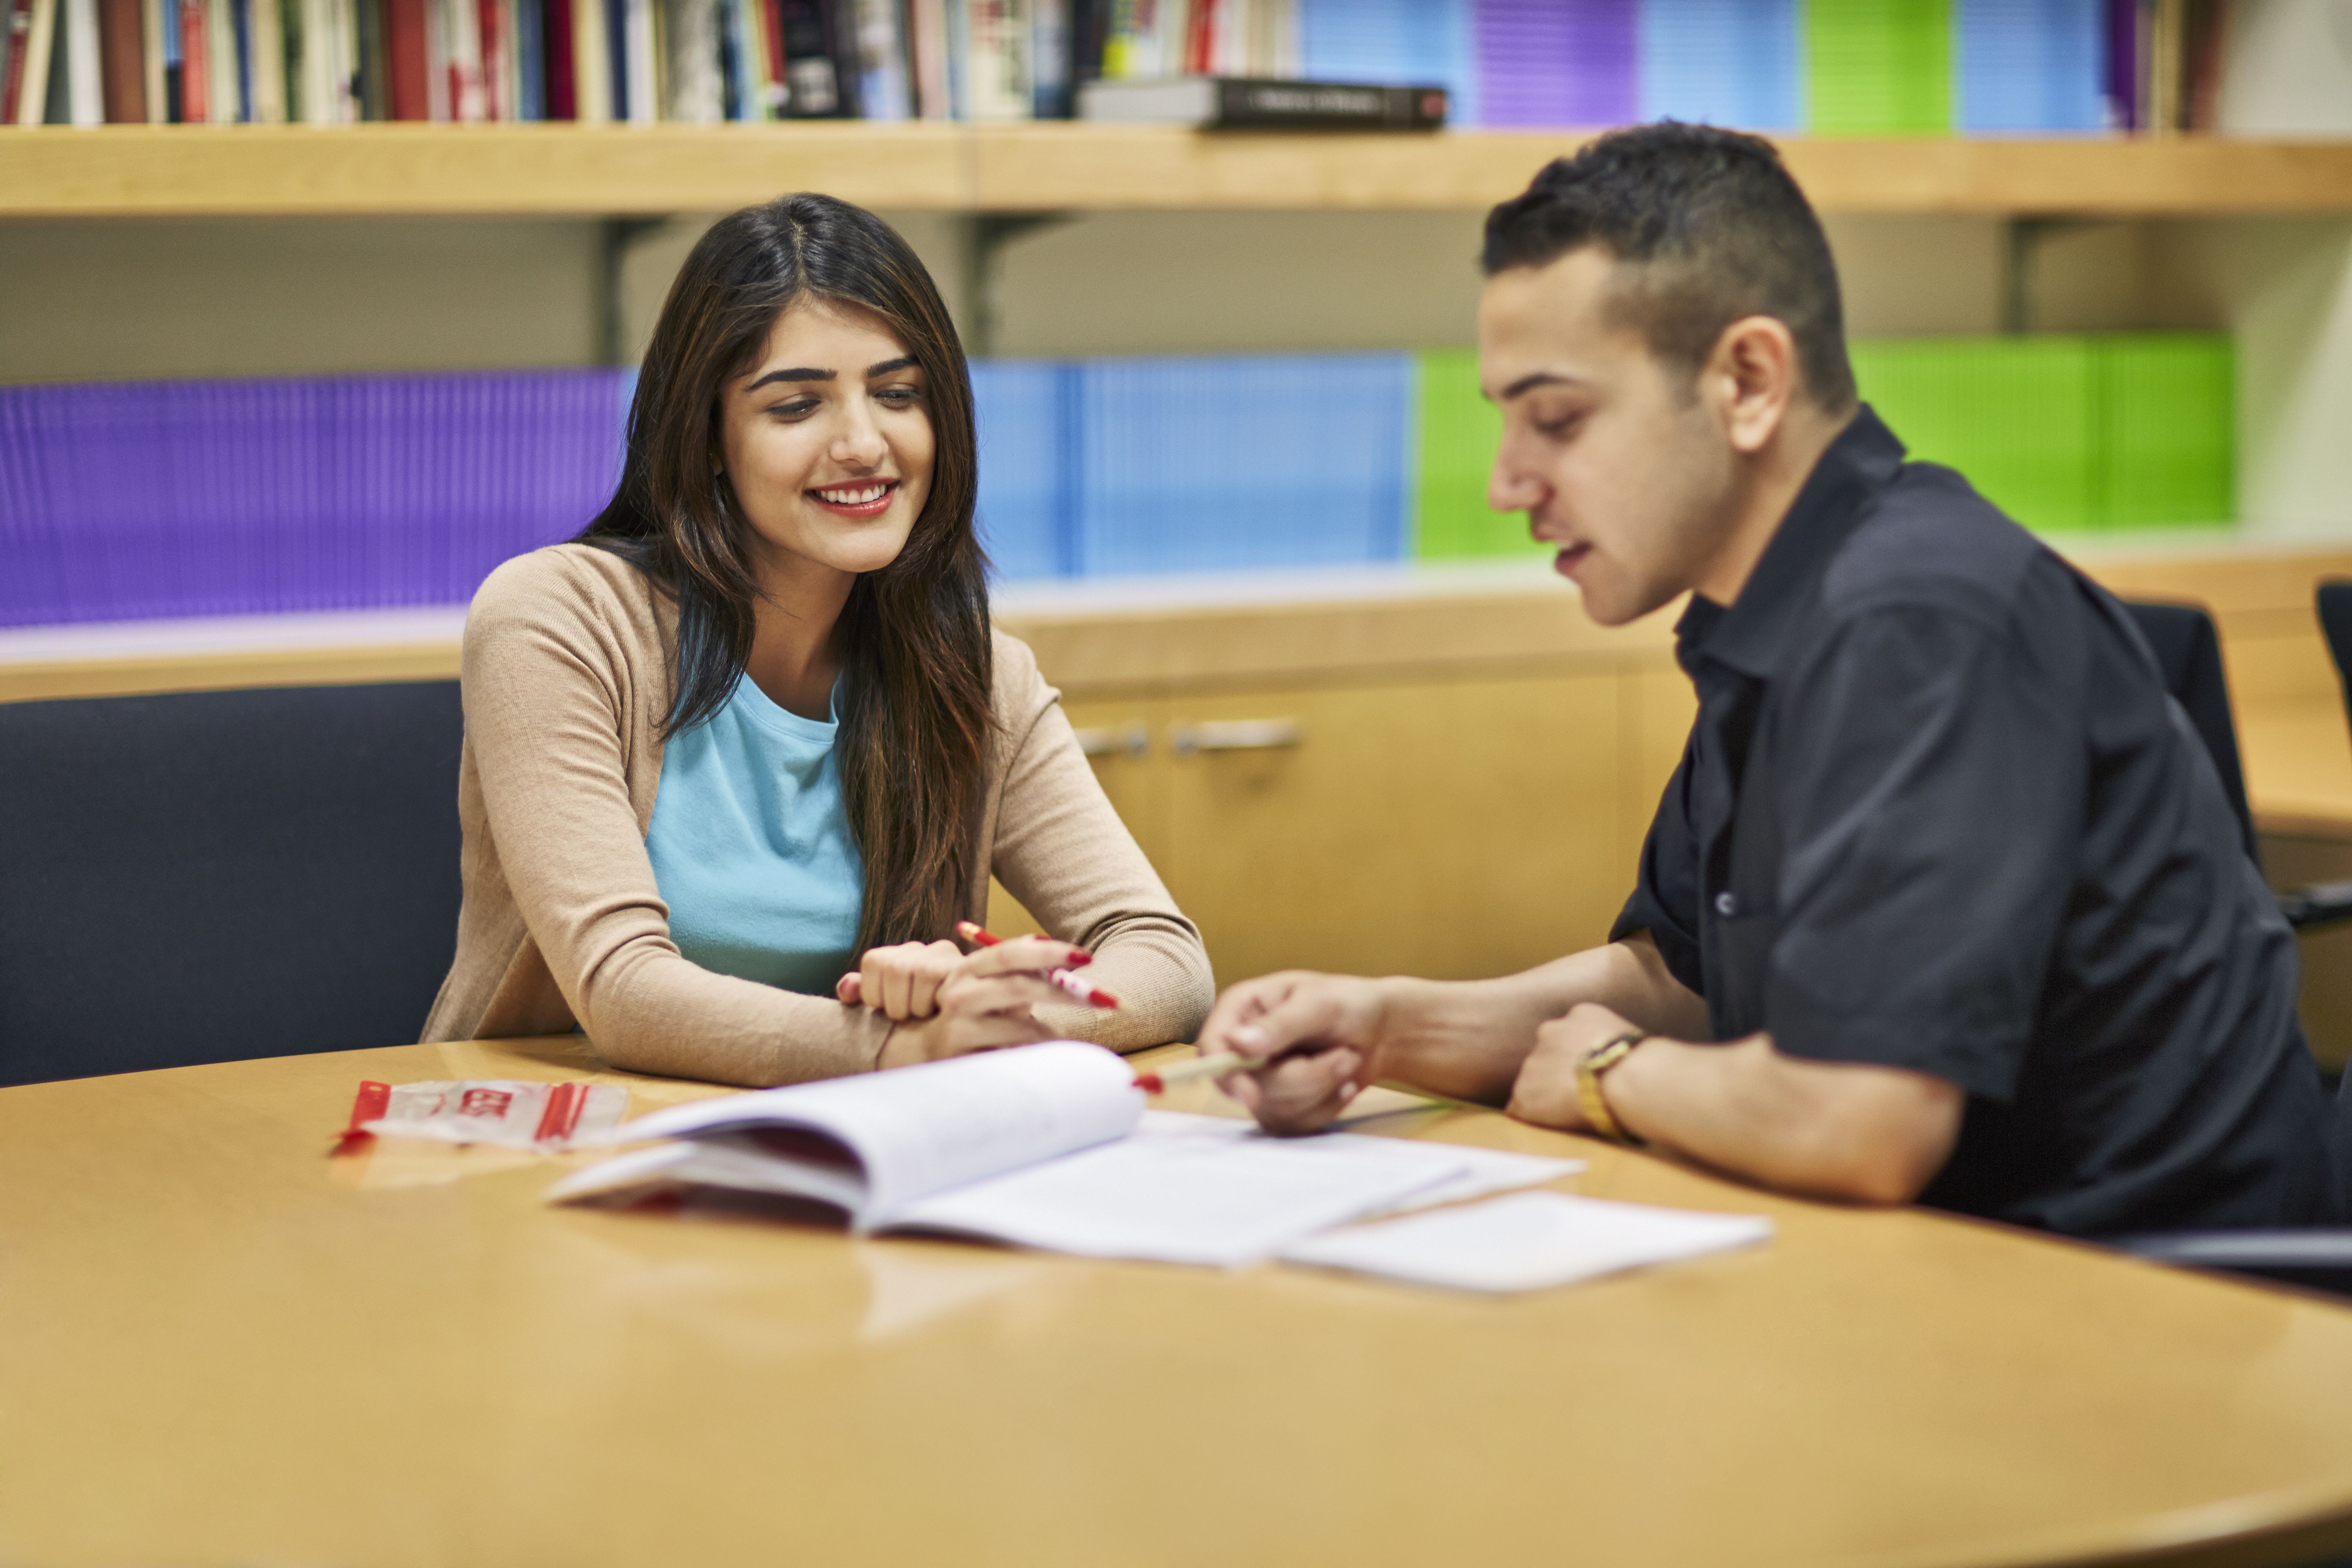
[6,122,2352,218]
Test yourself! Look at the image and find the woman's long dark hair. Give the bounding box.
[578,193,993,954]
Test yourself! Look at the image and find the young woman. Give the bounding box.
[422,194,1213,1085]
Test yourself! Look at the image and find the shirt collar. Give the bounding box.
[1675,405,1907,681]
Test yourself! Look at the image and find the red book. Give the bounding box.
[1186,0,1213,74]
[476,0,500,117]
[1,0,33,122]
[98,0,146,120]
[177,0,207,121]
[760,0,782,97]
[541,0,572,116]
[385,0,426,116]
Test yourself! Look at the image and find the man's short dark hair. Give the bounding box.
[1482,123,1857,410]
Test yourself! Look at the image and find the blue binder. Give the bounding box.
[1072,354,1413,577]
[1639,0,1802,129]
[1956,0,2108,134]
[970,359,1078,583]
[1300,0,1479,125]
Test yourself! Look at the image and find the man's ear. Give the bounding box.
[1706,314,1799,457]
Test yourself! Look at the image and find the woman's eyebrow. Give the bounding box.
[744,367,833,391]
[866,356,918,377]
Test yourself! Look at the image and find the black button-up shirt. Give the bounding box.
[1612,408,2338,1236]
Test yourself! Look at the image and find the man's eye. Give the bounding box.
[1535,412,1584,439]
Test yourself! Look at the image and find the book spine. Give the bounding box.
[2,0,34,123]
[1025,0,1059,114]
[262,0,284,117]
[63,0,99,121]
[1203,77,1444,129]
[964,0,1022,118]
[754,0,780,113]
[511,0,533,111]
[19,0,56,120]
[567,0,602,116]
[474,0,499,116]
[539,0,570,112]
[906,0,944,114]
[383,0,421,112]
[200,0,230,114]
[621,0,649,117]
[176,0,203,116]
[852,0,905,118]
[243,0,279,117]
[597,0,619,113]
[774,0,839,113]
[97,0,143,117]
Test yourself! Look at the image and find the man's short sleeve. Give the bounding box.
[1611,746,1706,998]
[1762,595,2085,1101]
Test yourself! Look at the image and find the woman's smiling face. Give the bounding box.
[719,296,936,584]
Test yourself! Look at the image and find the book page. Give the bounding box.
[1129,1110,1583,1214]
[1279,1192,1774,1294]
[575,1042,1144,1224]
[889,1128,1482,1268]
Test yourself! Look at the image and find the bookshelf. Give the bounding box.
[7,124,2352,219]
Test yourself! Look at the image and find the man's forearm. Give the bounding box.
[1602,1033,1963,1205]
[1375,935,1707,1105]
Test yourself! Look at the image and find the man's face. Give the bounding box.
[1478,247,1742,626]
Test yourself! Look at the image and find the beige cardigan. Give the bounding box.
[421,544,1214,1085]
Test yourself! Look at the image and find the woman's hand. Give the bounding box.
[864,933,1099,1069]
[835,939,966,1020]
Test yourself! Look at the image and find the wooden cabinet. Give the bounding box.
[987,595,1689,990]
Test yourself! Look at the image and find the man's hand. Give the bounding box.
[1196,971,1394,1135]
[1505,1001,1641,1134]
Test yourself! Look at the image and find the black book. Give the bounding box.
[1077,76,1447,131]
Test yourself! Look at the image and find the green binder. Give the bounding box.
[1853,335,2100,532]
[1806,0,1953,136]
[2098,334,2234,530]
[1413,350,1545,561]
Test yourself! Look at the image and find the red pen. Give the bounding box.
[957,921,1120,1010]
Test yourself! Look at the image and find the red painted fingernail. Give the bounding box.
[1133,1074,1164,1094]
[1088,988,1121,1009]
[1064,949,1094,967]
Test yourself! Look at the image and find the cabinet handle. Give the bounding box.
[1170,719,1303,756]
[1073,722,1151,759]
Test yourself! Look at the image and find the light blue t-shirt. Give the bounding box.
[643,672,864,996]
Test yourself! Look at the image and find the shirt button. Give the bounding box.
[1714,892,1737,918]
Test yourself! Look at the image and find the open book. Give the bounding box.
[548,1042,1579,1268]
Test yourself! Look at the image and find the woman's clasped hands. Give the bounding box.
[844,921,1104,1069]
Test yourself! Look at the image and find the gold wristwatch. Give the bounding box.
[1575,1029,1648,1145]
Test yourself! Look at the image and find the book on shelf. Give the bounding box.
[1078,72,1444,127]
[4,0,2276,132]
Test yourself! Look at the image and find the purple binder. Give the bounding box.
[0,371,629,628]
[1474,0,1639,129]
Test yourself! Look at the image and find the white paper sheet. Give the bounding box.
[1278,1192,1774,1294]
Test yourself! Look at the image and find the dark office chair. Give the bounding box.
[2108,601,2352,1298]
[0,682,465,1087]
[2122,598,2352,928]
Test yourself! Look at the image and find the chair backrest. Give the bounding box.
[2317,581,2352,715]
[2120,598,2259,867]
[0,682,464,1087]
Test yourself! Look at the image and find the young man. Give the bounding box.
[1201,123,2339,1235]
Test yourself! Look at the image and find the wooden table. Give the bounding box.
[6,1039,2352,1568]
